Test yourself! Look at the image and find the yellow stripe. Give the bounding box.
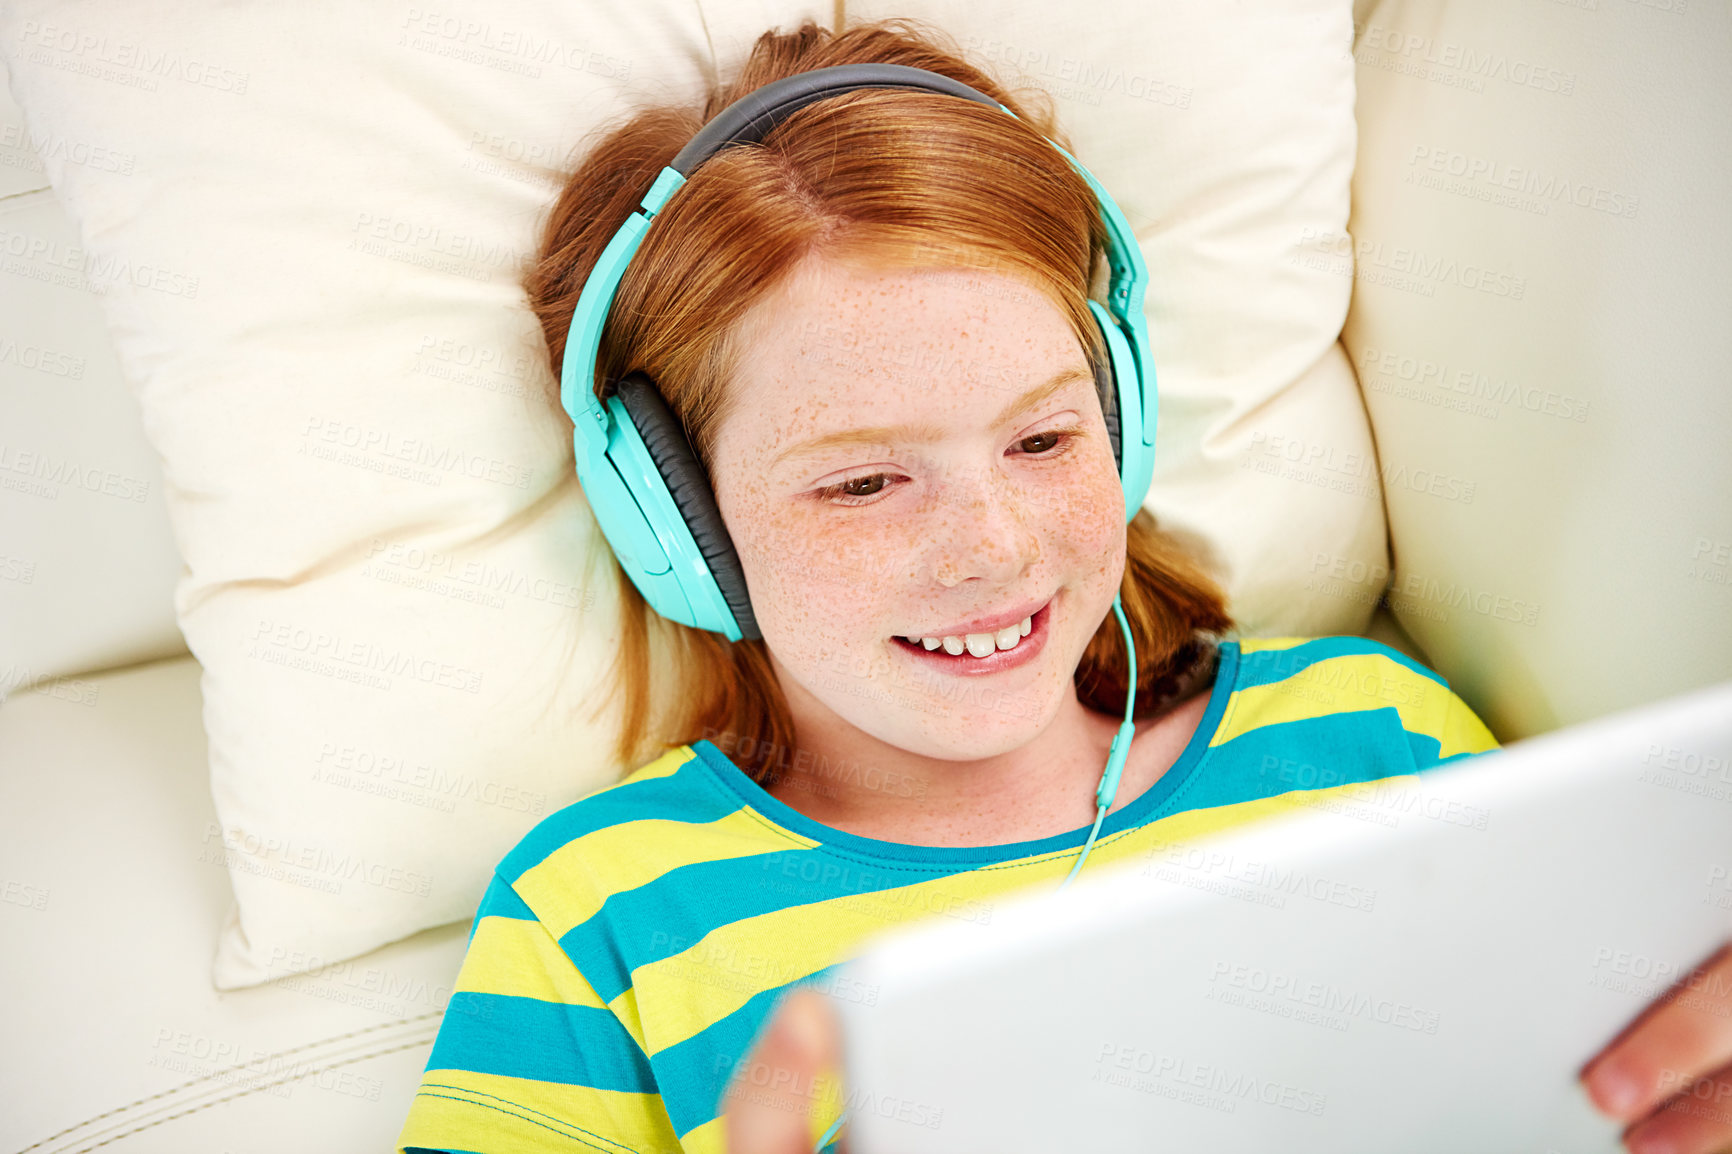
[514,807,818,939]
[610,983,648,1060]
[623,745,697,784]
[454,914,607,1008]
[1438,689,1500,758]
[674,1076,846,1154]
[566,744,695,807]
[1211,651,1493,759]
[680,1115,726,1154]
[399,1067,679,1154]
[1124,782,1397,849]
[633,849,1069,1053]
[1234,636,1312,653]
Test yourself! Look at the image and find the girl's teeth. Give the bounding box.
[903,615,1036,658]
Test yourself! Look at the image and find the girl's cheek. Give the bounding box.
[734,499,899,621]
[1044,466,1124,549]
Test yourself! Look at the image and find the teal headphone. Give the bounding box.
[558,64,1153,1151]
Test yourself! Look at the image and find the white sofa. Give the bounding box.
[3,1,1726,1150]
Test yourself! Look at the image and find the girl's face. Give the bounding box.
[708,253,1128,760]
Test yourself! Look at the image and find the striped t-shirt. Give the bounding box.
[397,635,1498,1154]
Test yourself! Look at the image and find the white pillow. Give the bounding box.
[0,0,1379,988]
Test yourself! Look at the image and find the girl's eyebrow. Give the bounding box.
[770,366,1092,468]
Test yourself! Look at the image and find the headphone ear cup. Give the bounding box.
[1090,311,1123,476]
[612,373,761,641]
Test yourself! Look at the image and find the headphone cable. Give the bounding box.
[810,594,1137,1152]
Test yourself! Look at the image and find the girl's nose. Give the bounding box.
[929,471,1042,588]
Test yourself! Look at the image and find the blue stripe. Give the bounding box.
[1430,746,1493,770]
[1235,636,1448,693]
[1164,707,1419,812]
[656,980,824,1137]
[1402,723,1444,769]
[475,874,537,921]
[464,873,538,948]
[427,992,657,1093]
[496,758,739,885]
[561,849,975,1003]
[560,918,634,1009]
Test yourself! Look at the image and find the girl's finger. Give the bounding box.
[724,988,844,1153]
[1620,1060,1732,1154]
[1582,943,1732,1124]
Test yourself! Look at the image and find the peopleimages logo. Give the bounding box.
[0,337,87,379]
[18,20,252,94]
[0,225,201,298]
[300,416,535,489]
[1356,23,1577,96]
[1357,345,1592,424]
[0,443,152,502]
[246,618,486,695]
[1206,961,1442,1034]
[1405,145,1639,220]
[1092,1042,1328,1116]
[200,823,434,897]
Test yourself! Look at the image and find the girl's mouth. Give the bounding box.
[888,600,1053,677]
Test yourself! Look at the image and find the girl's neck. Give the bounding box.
[762,682,1214,849]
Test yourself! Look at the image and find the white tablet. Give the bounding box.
[827,680,1732,1154]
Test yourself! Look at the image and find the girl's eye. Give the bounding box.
[815,474,894,506]
[811,428,1081,507]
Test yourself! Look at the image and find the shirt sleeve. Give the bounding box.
[396,872,682,1154]
[1409,674,1501,767]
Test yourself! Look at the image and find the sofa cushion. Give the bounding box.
[0,655,467,1151]
[1342,0,1732,737]
[0,69,186,689]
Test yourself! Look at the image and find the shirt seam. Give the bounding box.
[708,758,1161,876]
[414,1083,646,1153]
[723,794,1137,875]
[1151,641,1241,818]
[496,872,662,1072]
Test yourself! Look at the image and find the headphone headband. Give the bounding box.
[671,63,1000,174]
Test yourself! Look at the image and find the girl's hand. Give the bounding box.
[723,987,849,1154]
[1581,942,1732,1153]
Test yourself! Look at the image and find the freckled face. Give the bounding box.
[707,254,1128,760]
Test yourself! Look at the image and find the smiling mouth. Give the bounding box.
[888,601,1053,670]
[897,614,1033,658]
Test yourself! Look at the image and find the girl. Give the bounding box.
[397,18,1732,1154]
